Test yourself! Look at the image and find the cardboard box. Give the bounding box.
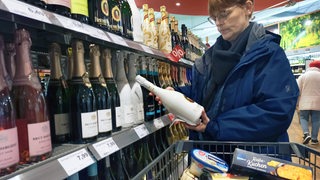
[230,148,312,180]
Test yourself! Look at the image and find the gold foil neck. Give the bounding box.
[142,4,148,10]
[102,48,111,59]
[49,43,61,56]
[14,29,32,46]
[72,39,84,54]
[160,5,166,12]
[89,44,101,57]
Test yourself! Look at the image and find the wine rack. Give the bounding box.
[0,0,191,179]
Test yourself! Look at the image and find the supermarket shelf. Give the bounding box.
[290,64,305,67]
[1,116,171,180]
[0,0,167,60]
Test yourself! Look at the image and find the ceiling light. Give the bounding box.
[176,2,181,6]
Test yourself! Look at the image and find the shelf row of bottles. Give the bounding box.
[141,3,204,61]
[0,27,191,179]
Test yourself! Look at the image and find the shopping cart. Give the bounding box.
[133,141,320,180]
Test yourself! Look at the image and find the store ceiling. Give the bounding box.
[134,0,320,46]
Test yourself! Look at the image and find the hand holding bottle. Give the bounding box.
[185,110,210,132]
[136,75,203,126]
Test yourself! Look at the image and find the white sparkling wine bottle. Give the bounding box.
[135,75,203,126]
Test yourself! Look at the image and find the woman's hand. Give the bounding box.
[184,110,210,133]
[149,86,174,105]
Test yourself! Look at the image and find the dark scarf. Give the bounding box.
[202,22,254,110]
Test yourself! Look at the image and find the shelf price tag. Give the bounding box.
[2,0,51,24]
[58,148,94,176]
[58,17,86,34]
[92,137,119,159]
[82,24,111,42]
[140,44,154,54]
[154,118,165,129]
[134,124,149,139]
[107,32,128,47]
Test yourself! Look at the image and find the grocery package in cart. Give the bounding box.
[132,141,320,180]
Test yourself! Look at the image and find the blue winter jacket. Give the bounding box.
[177,23,299,142]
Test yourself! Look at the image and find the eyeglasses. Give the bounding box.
[207,6,237,24]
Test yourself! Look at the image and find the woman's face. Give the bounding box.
[209,1,253,41]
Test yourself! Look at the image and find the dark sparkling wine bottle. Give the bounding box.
[89,0,110,31]
[46,43,71,144]
[136,137,155,180]
[110,151,129,180]
[71,0,89,24]
[47,0,71,17]
[138,56,155,121]
[108,0,123,36]
[123,144,138,178]
[0,35,19,176]
[101,48,122,132]
[11,29,52,164]
[79,162,98,180]
[98,156,116,180]
[69,39,98,144]
[89,44,112,137]
[120,0,133,40]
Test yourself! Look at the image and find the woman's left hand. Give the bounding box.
[184,110,210,132]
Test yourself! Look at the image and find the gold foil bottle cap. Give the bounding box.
[49,42,61,55]
[148,8,154,14]
[142,4,148,10]
[103,48,111,59]
[14,29,32,47]
[89,44,100,57]
[160,5,166,12]
[71,39,84,54]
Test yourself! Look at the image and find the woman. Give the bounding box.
[158,0,299,143]
[297,60,320,145]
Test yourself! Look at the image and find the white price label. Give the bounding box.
[92,137,119,158]
[107,32,128,47]
[153,119,165,129]
[2,0,51,24]
[58,148,94,176]
[140,44,154,54]
[82,24,111,42]
[60,18,86,34]
[134,124,149,138]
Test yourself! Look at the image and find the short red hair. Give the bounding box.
[309,60,320,69]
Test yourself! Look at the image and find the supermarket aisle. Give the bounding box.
[288,111,320,151]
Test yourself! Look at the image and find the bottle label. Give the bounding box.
[54,113,70,135]
[115,106,122,128]
[47,0,71,8]
[0,127,19,169]
[110,5,122,31]
[28,121,52,156]
[123,104,135,126]
[138,102,144,122]
[97,109,112,132]
[71,0,88,16]
[81,111,98,138]
[101,0,109,16]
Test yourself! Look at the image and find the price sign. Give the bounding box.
[82,24,111,42]
[134,124,149,139]
[140,44,154,54]
[92,137,119,159]
[107,32,128,47]
[58,148,94,176]
[166,45,185,62]
[60,18,86,34]
[154,119,165,129]
[2,0,51,24]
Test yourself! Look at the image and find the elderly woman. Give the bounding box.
[297,60,320,145]
[157,0,299,143]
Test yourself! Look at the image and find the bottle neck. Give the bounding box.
[0,37,8,91]
[115,51,128,82]
[102,49,114,79]
[14,37,33,79]
[49,43,63,79]
[126,53,137,82]
[89,45,102,78]
[72,40,87,77]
